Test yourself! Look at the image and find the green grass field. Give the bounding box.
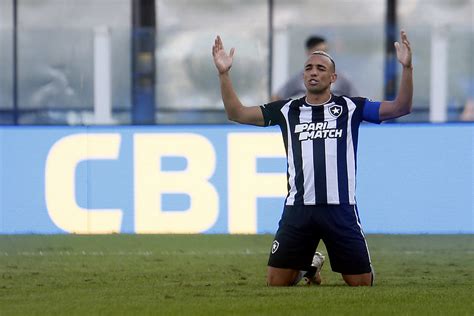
[0,234,472,315]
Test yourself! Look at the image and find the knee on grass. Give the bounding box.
[266,267,300,286]
[342,273,373,286]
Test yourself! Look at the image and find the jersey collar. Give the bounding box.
[303,94,334,107]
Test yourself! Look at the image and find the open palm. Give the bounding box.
[395,30,412,68]
[212,36,235,74]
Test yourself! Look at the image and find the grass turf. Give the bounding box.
[0,234,472,315]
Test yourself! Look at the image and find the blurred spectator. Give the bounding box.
[460,81,474,121]
[460,98,474,121]
[271,35,358,101]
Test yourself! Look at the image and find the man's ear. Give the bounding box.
[331,73,338,83]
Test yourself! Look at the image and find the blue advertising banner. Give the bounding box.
[0,124,472,234]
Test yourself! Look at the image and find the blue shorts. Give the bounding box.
[267,204,372,275]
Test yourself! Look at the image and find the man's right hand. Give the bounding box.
[212,35,235,74]
[212,35,265,126]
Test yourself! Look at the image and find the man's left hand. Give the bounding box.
[395,30,412,69]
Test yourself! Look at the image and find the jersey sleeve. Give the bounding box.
[362,99,382,124]
[259,100,288,127]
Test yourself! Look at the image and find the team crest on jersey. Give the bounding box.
[329,105,343,118]
[271,240,279,254]
[329,104,342,118]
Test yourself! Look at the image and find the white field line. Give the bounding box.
[1,250,473,257]
[0,249,270,257]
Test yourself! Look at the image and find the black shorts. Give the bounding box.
[267,204,372,275]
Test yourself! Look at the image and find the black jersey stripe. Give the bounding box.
[344,97,359,204]
[350,100,362,174]
[311,105,327,204]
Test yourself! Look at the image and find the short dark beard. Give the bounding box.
[305,82,331,95]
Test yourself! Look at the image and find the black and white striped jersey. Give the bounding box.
[260,95,381,205]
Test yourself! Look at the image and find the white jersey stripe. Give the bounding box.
[299,108,315,204]
[324,106,339,203]
[281,103,296,205]
[344,97,357,204]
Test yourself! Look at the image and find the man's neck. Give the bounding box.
[305,91,332,105]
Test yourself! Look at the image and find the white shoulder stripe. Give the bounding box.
[324,105,339,203]
[281,104,296,205]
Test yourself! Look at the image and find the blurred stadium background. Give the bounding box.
[0,0,473,125]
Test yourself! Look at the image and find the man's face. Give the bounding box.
[303,54,337,94]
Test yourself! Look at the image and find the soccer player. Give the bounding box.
[212,30,413,286]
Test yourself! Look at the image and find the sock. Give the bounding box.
[292,270,307,285]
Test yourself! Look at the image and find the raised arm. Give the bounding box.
[212,36,264,126]
[379,30,413,121]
